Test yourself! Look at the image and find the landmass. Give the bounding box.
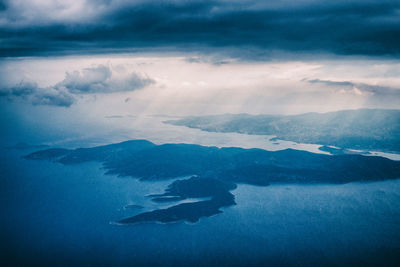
[25,140,400,185]
[164,109,400,153]
[118,176,236,224]
[25,139,400,224]
[318,145,371,156]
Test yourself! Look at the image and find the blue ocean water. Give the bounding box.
[1,148,400,266]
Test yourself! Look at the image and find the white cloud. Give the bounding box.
[0,80,75,107]
[1,55,400,113]
[0,64,155,107]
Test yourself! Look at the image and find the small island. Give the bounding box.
[118,176,237,224]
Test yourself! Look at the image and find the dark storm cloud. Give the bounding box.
[0,65,155,107]
[0,0,400,58]
[0,0,6,11]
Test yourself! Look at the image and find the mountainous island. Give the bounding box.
[165,109,400,153]
[25,139,400,224]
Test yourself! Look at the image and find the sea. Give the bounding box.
[1,116,400,266]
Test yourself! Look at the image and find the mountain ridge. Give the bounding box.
[165,109,400,153]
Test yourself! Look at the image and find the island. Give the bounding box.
[118,176,236,224]
[164,109,400,153]
[25,139,400,224]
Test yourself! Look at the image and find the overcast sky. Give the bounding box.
[0,0,399,145]
[1,0,400,58]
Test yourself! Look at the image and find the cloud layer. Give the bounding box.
[308,79,400,97]
[1,0,400,58]
[0,65,155,107]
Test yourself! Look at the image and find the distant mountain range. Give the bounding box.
[25,139,400,225]
[165,109,400,153]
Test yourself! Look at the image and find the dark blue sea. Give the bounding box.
[1,148,400,266]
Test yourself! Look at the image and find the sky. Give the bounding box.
[0,0,399,145]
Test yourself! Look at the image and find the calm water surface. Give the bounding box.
[1,148,400,266]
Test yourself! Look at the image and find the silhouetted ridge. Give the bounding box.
[25,139,400,185]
